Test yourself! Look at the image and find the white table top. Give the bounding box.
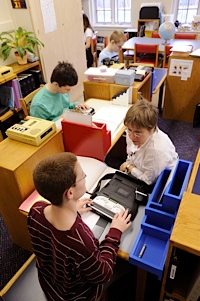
[122,36,200,52]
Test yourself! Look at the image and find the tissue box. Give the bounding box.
[115,69,135,86]
[84,67,117,83]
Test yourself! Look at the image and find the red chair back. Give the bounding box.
[163,45,173,68]
[174,33,197,40]
[134,43,160,67]
[135,43,158,54]
[91,35,97,66]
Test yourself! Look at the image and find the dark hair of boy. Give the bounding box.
[50,61,78,87]
[33,152,77,206]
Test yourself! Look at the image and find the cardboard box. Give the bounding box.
[115,69,135,86]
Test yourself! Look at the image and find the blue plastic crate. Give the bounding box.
[142,212,174,233]
[162,159,193,213]
[129,225,170,280]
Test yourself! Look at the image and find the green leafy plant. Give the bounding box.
[0,26,44,61]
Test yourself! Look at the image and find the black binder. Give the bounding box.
[28,70,43,88]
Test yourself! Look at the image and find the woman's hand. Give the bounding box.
[120,161,135,174]
[120,161,132,172]
[110,209,132,233]
[76,198,93,215]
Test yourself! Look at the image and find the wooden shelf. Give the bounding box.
[9,61,40,75]
[137,19,160,37]
[0,61,42,142]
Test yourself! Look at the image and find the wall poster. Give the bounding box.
[169,59,193,80]
[11,0,27,8]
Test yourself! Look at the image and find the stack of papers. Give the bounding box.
[189,48,200,57]
[171,45,193,56]
[92,105,129,136]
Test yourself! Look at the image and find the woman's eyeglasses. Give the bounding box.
[127,129,143,138]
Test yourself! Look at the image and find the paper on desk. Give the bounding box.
[190,48,200,57]
[82,211,100,229]
[63,110,92,126]
[92,106,128,135]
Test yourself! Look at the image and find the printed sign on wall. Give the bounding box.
[11,0,27,9]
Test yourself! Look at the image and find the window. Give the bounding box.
[177,0,200,24]
[94,0,131,25]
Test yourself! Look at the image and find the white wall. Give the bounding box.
[0,0,34,65]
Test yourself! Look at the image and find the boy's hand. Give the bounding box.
[110,209,132,233]
[76,198,93,215]
[76,103,90,110]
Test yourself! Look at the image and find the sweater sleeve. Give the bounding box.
[79,225,122,284]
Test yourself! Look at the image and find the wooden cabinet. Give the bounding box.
[137,19,160,37]
[0,61,42,141]
[163,55,200,123]
[159,149,200,301]
[0,130,64,251]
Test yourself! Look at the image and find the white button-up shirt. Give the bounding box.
[126,127,178,185]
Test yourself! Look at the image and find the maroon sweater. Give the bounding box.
[27,201,122,301]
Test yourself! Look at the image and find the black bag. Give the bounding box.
[89,171,152,221]
[193,103,200,128]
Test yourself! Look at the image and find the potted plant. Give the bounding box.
[0,26,44,65]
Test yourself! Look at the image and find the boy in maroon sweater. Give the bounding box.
[28,152,131,301]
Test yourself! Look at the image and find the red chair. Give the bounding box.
[163,45,173,68]
[134,43,162,67]
[123,32,134,66]
[174,33,197,40]
[152,32,160,38]
[91,35,97,67]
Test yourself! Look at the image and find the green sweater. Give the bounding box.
[30,85,79,121]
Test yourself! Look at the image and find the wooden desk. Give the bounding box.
[159,148,200,301]
[84,72,152,103]
[0,130,64,251]
[121,37,200,55]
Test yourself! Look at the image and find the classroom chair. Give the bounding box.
[20,85,43,117]
[163,45,173,68]
[123,32,134,66]
[152,31,160,38]
[134,43,162,67]
[174,32,197,40]
[91,35,98,67]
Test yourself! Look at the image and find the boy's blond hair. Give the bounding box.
[109,30,126,43]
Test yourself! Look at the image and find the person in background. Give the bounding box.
[98,30,126,66]
[30,61,89,121]
[83,13,94,68]
[120,99,178,185]
[28,152,131,301]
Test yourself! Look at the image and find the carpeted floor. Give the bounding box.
[0,114,199,299]
[158,114,200,163]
